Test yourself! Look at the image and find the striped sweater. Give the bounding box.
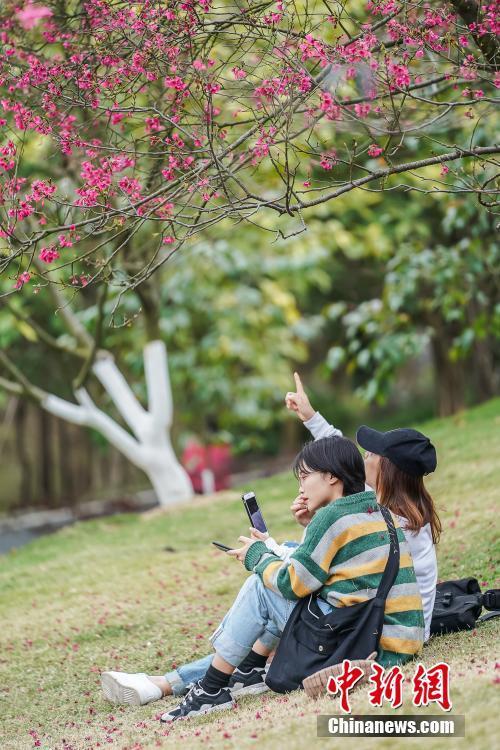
[244,490,424,667]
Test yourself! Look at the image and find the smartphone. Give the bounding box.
[212,541,233,552]
[242,491,268,534]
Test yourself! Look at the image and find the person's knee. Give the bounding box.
[249,574,267,599]
[239,573,264,595]
[249,573,264,588]
[241,574,269,614]
[253,575,276,610]
[229,574,266,617]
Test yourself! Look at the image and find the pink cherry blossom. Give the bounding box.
[320,150,337,170]
[39,246,60,263]
[232,67,247,80]
[16,3,53,30]
[58,234,73,247]
[15,271,31,289]
[388,62,411,89]
[354,103,371,118]
[320,92,341,121]
[164,76,188,91]
[0,0,494,291]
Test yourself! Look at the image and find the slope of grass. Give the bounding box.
[1,398,499,750]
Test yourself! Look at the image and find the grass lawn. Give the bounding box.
[1,399,499,750]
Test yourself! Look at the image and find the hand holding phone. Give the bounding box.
[242,491,268,534]
[249,527,269,541]
[212,541,233,552]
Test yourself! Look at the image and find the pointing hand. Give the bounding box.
[285,372,315,422]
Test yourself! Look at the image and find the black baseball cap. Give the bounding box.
[356,425,437,477]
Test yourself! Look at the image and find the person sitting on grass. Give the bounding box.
[101,374,440,713]
[104,433,428,722]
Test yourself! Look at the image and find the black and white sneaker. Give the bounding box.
[228,666,269,697]
[160,680,235,723]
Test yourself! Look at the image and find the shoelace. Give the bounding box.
[180,682,205,707]
[180,684,196,706]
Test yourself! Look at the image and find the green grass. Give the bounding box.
[1,399,499,750]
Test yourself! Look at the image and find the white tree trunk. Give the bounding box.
[42,340,193,507]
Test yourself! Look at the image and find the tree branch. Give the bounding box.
[36,259,94,351]
[0,351,47,403]
[0,375,23,398]
[73,282,108,390]
[449,0,499,70]
[1,300,88,359]
[295,144,500,209]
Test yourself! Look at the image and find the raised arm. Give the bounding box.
[285,372,343,439]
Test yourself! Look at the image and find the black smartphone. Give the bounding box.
[212,541,233,552]
[241,491,268,534]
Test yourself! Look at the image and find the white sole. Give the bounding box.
[230,683,269,698]
[101,672,145,706]
[161,700,235,723]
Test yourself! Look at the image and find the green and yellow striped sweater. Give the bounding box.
[244,490,424,667]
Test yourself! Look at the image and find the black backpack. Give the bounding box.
[430,577,500,635]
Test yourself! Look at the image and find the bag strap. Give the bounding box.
[478,610,500,624]
[376,505,400,601]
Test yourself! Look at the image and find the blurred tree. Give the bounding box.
[154,233,329,452]
[322,189,500,415]
[0,223,330,511]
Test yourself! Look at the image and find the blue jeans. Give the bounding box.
[164,569,332,696]
[165,653,214,696]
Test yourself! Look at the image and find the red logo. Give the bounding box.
[368,662,404,708]
[326,659,365,713]
[324,661,452,714]
[412,662,452,711]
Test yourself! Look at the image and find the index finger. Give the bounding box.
[294,371,305,394]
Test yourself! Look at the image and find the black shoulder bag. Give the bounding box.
[430,577,500,635]
[265,505,400,694]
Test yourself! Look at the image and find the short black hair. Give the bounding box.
[293,436,365,497]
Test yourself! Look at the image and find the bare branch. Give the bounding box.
[0,351,47,403]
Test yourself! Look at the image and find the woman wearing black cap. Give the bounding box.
[285,372,441,645]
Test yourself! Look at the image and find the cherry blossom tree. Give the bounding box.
[0,1,498,505]
[0,0,498,295]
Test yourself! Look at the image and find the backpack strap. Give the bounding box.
[477,610,500,624]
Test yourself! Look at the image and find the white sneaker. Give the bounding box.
[101,671,163,705]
